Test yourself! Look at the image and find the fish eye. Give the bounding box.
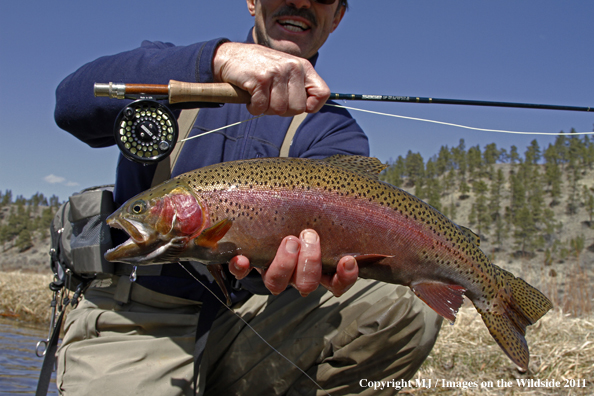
[131,200,146,214]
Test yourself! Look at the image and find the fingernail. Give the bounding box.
[344,257,356,271]
[302,230,318,244]
[286,239,299,254]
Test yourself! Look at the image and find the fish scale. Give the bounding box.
[105,155,552,370]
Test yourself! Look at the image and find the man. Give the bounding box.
[54,1,442,395]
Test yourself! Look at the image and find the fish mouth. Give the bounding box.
[106,216,151,244]
[104,215,162,264]
[104,237,186,264]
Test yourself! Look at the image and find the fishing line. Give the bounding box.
[181,104,593,150]
[326,103,594,136]
[179,115,263,143]
[177,262,332,396]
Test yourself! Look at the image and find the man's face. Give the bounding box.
[247,0,345,59]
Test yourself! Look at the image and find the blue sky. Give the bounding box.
[1,1,592,202]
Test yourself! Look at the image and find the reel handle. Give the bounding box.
[94,80,251,104]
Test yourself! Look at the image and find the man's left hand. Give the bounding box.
[229,229,358,297]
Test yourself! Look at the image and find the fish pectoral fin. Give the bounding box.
[194,219,233,249]
[411,281,467,323]
[348,253,394,265]
[207,264,232,306]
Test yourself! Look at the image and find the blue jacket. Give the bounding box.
[55,32,369,300]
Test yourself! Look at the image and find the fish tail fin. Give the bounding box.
[477,265,553,370]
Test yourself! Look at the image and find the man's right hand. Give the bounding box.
[212,42,330,117]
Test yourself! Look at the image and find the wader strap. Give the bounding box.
[280,112,307,157]
[152,108,201,187]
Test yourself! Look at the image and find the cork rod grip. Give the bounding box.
[168,80,251,104]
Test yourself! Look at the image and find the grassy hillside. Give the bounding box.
[380,133,594,317]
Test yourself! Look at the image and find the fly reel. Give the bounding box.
[114,100,178,164]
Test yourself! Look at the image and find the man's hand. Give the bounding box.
[229,229,359,297]
[213,42,330,116]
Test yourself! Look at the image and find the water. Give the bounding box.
[0,318,58,395]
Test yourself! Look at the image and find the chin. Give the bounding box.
[270,40,310,58]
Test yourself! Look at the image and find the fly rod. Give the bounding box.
[95,80,593,112]
[94,80,592,165]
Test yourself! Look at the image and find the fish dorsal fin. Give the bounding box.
[322,155,387,179]
[411,281,467,323]
[459,225,480,246]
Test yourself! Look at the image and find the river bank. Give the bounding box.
[0,271,54,324]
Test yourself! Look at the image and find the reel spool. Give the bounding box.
[114,100,178,164]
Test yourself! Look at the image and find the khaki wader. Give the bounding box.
[57,275,442,396]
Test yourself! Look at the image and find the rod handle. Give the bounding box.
[168,80,251,104]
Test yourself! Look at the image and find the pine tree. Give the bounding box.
[1,189,12,206]
[467,145,483,179]
[451,139,467,183]
[525,139,541,165]
[509,145,521,164]
[489,168,506,245]
[513,206,536,256]
[424,160,442,211]
[566,148,581,215]
[436,145,453,176]
[543,143,562,202]
[583,186,594,224]
[483,143,501,166]
[15,228,33,252]
[554,132,569,168]
[49,195,61,208]
[472,180,490,236]
[404,150,425,187]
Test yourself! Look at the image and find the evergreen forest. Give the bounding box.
[379,130,594,266]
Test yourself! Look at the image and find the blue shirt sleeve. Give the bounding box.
[54,38,228,148]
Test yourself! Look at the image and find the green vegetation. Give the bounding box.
[380,131,594,261]
[0,190,60,252]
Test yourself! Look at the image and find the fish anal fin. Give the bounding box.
[207,264,232,306]
[411,281,466,323]
[350,253,394,265]
[194,219,233,249]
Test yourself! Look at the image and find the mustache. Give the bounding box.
[272,6,318,28]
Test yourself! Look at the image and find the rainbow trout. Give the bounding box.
[105,155,552,369]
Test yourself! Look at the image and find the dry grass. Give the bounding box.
[409,306,594,395]
[0,271,54,324]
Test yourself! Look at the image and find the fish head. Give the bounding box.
[105,180,206,265]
